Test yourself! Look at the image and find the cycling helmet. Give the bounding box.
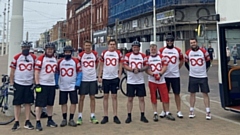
[165,35,174,41]
[132,41,141,47]
[45,42,55,49]
[21,41,32,47]
[63,45,74,52]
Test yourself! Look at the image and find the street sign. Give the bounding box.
[157,10,174,21]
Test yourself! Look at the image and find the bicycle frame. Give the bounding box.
[0,75,10,111]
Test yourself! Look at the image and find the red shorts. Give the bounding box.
[148,81,169,104]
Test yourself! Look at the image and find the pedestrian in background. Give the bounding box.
[231,46,238,65]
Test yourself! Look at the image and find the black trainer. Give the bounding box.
[36,122,43,131]
[24,121,34,130]
[47,120,58,127]
[166,113,175,121]
[113,116,121,124]
[140,116,149,123]
[125,117,132,124]
[12,122,20,131]
[153,114,158,122]
[100,116,109,124]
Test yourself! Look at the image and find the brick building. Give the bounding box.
[92,0,108,46]
[49,20,67,49]
[66,0,109,49]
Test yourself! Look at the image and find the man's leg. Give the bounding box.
[189,92,196,118]
[89,95,98,124]
[103,94,109,116]
[68,90,78,126]
[200,77,211,120]
[59,91,68,127]
[148,82,158,121]
[78,95,85,118]
[136,84,148,123]
[46,86,57,127]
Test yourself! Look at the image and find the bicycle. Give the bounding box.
[0,75,39,125]
[0,74,15,125]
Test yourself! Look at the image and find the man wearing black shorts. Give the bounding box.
[185,38,211,120]
[123,41,149,123]
[159,35,184,118]
[34,43,58,131]
[98,39,122,124]
[77,41,99,125]
[56,46,82,127]
[9,41,36,131]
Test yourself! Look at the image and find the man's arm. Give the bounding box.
[185,62,190,71]
[98,61,103,78]
[118,62,123,78]
[9,68,15,85]
[179,59,184,69]
[35,70,40,84]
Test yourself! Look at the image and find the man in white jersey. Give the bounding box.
[98,39,122,124]
[34,43,58,131]
[56,46,82,127]
[9,41,36,131]
[77,40,99,125]
[185,38,211,120]
[123,41,149,123]
[146,43,175,122]
[159,35,184,118]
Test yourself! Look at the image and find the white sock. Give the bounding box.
[91,113,95,118]
[190,107,194,112]
[78,113,82,118]
[206,107,210,113]
[154,112,157,114]
[166,111,170,115]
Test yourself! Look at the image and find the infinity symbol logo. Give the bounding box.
[130,62,142,69]
[19,64,33,71]
[190,58,204,66]
[106,58,117,66]
[150,63,162,72]
[45,64,57,73]
[61,68,74,77]
[165,56,177,64]
[83,61,94,67]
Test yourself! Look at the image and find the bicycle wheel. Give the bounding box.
[95,84,104,99]
[0,92,15,125]
[120,76,127,96]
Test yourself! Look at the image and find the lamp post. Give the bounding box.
[8,0,24,75]
[153,0,156,43]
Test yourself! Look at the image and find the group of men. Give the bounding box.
[9,35,211,132]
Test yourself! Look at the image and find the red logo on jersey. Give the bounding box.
[45,64,57,73]
[190,58,204,66]
[150,63,162,72]
[83,61,94,67]
[61,68,74,77]
[130,62,142,69]
[165,56,177,64]
[19,63,33,71]
[106,58,117,66]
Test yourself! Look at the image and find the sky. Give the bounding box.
[0,0,67,43]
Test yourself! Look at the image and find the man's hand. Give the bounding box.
[75,86,80,91]
[153,74,160,81]
[35,84,42,93]
[9,85,16,91]
[98,76,102,83]
[133,68,139,74]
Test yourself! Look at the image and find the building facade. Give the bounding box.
[92,0,108,46]
[66,0,109,49]
[50,20,67,50]
[66,0,83,49]
[108,0,217,53]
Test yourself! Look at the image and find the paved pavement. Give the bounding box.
[0,54,240,135]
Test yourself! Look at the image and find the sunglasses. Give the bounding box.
[166,40,174,42]
[25,56,29,62]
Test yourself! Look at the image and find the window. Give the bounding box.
[100,6,102,22]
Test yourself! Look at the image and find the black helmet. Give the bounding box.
[21,41,32,47]
[132,41,141,47]
[45,42,55,49]
[63,45,74,52]
[166,35,174,41]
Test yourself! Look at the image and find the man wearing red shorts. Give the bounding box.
[146,43,175,121]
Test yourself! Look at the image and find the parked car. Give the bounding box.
[37,48,45,53]
[56,48,64,59]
